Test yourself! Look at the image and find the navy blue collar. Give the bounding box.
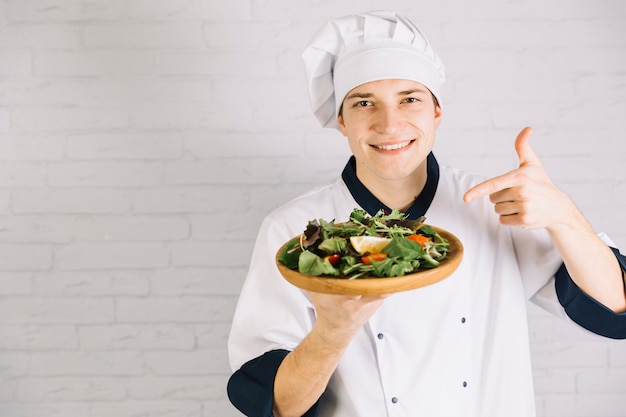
[341,152,440,221]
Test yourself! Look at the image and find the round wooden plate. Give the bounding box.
[275,227,463,295]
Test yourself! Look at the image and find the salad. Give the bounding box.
[277,208,450,279]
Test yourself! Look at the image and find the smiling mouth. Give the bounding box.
[372,140,414,151]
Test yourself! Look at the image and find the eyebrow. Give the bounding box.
[344,88,429,101]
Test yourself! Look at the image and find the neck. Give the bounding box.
[356,161,428,212]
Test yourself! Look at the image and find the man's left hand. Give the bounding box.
[463,126,570,230]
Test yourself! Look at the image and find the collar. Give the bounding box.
[341,152,440,221]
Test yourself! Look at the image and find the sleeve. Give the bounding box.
[554,246,626,339]
[227,216,321,413]
[227,349,322,417]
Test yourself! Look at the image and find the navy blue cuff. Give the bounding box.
[227,349,322,417]
[555,247,626,339]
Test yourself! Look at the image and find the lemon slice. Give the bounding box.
[349,236,391,255]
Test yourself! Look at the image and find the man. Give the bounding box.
[227,11,626,417]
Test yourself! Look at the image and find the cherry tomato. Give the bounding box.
[407,234,430,247]
[323,253,341,266]
[361,253,387,265]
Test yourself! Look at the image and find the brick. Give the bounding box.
[539,156,626,182]
[203,19,322,49]
[531,369,577,394]
[155,51,277,77]
[0,352,29,376]
[0,50,31,76]
[203,397,243,417]
[0,243,52,270]
[608,340,626,367]
[55,242,169,269]
[530,342,608,369]
[91,401,202,417]
[0,189,10,214]
[116,296,236,323]
[491,101,626,131]
[303,130,351,157]
[29,351,145,376]
[442,19,626,49]
[248,183,314,212]
[126,375,226,400]
[0,272,32,295]
[0,376,16,401]
[74,215,189,241]
[0,298,114,324]
[11,107,129,132]
[184,132,303,158]
[88,77,213,105]
[0,215,73,243]
[79,324,195,350]
[164,158,282,185]
[0,108,9,133]
[126,0,252,21]
[150,267,246,295]
[0,24,81,48]
[84,23,205,48]
[131,105,242,130]
[0,325,77,350]
[67,132,183,160]
[34,50,152,76]
[170,241,252,267]
[15,377,125,402]
[251,102,310,132]
[6,0,124,21]
[615,182,626,206]
[544,393,626,417]
[144,349,231,375]
[133,186,248,213]
[12,188,132,214]
[48,161,163,187]
[33,270,150,296]
[522,46,626,73]
[576,73,626,100]
[0,403,90,417]
[0,79,89,106]
[213,77,302,108]
[453,74,576,104]
[192,322,231,350]
[577,369,626,393]
[0,162,46,187]
[190,210,262,240]
[0,134,66,160]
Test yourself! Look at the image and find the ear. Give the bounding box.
[337,114,348,137]
[434,104,443,128]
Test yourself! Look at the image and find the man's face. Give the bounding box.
[338,79,442,186]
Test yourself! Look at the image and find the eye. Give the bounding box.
[403,97,421,103]
[354,100,371,107]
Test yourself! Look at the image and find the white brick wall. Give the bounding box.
[0,0,624,416]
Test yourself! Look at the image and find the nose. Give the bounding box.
[373,105,403,134]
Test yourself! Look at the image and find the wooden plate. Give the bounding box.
[275,227,463,295]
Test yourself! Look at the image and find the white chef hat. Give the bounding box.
[302,10,445,129]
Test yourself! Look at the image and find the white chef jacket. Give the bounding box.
[228,160,617,417]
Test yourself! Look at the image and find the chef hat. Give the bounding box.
[302,10,445,129]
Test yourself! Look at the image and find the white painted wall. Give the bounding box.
[0,0,624,416]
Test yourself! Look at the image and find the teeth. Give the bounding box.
[375,141,411,151]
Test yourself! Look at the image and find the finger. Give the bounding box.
[463,171,523,203]
[515,126,541,167]
[493,201,522,216]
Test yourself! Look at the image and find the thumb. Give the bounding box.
[515,126,540,167]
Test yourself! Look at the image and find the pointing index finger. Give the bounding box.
[463,172,519,203]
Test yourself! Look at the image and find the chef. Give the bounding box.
[227,10,626,417]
